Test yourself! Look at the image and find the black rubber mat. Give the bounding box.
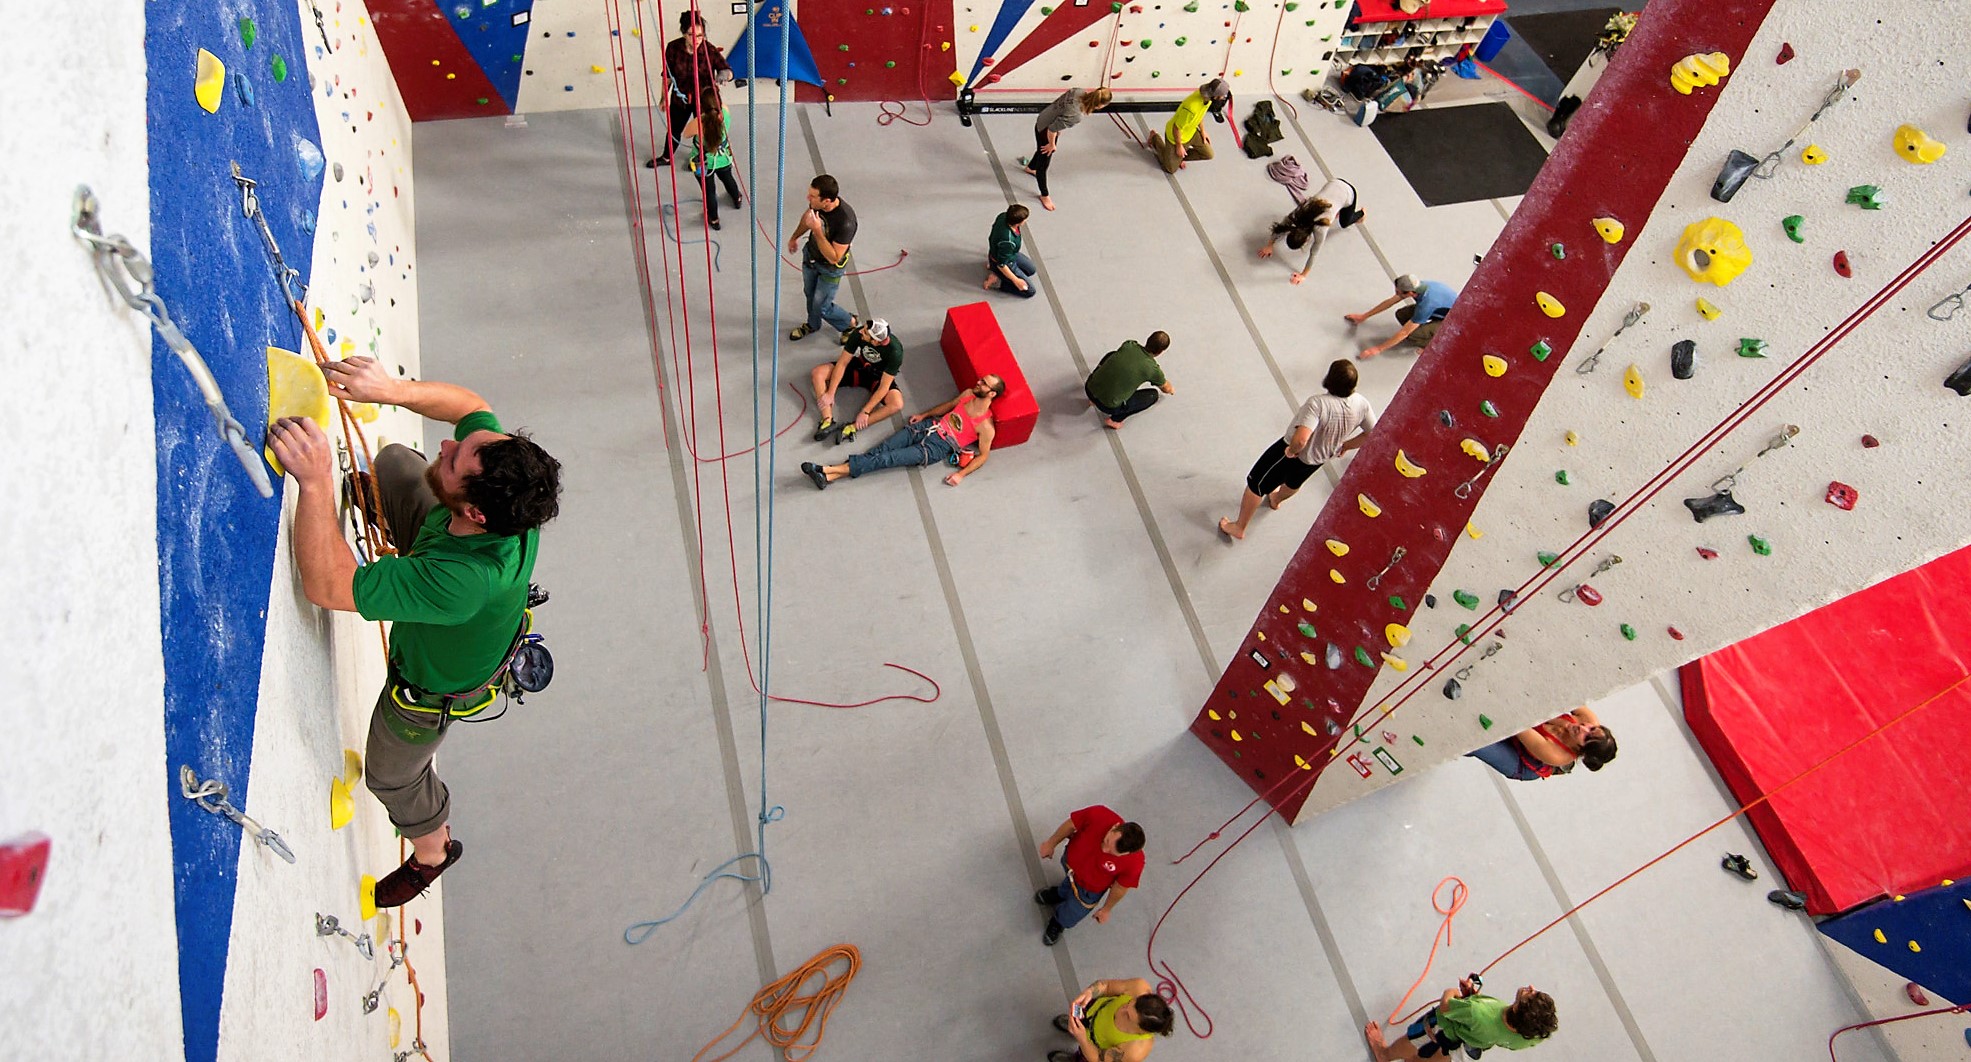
[1505,7,1620,81]
[1370,102,1550,207]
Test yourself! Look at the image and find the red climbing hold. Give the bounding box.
[1833,250,1852,277]
[1089,40,1100,46]
[985,72,1003,83]
[1574,584,1604,606]
[0,832,52,917]
[1696,547,1719,559]
[313,968,328,1020]
[1826,481,1858,510]
[980,55,996,66]
[1906,982,1930,1006]
[1668,626,1686,640]
[1776,42,1795,64]
[1861,434,1881,448]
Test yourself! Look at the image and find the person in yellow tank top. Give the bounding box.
[1047,977,1174,1062]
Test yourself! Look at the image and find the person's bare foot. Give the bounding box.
[1040,195,1056,211]
[1264,493,1285,511]
[1103,417,1125,430]
[1365,1021,1391,1061]
[984,273,1001,290]
[1217,517,1244,540]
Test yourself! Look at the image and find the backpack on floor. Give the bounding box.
[1243,100,1284,158]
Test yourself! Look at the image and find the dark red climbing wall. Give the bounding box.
[369,0,509,121]
[795,0,957,103]
[1189,0,1781,822]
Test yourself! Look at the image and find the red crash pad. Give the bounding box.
[1682,543,1971,915]
[939,302,1036,448]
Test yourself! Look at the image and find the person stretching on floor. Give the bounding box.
[802,376,1003,489]
[808,317,904,446]
[1219,359,1372,540]
[1347,273,1458,359]
[1467,705,1616,781]
[1047,978,1174,1062]
[983,205,1038,298]
[1368,979,1558,1059]
[1258,176,1365,285]
[1084,331,1174,429]
[1021,86,1113,211]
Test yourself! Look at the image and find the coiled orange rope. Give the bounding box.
[693,944,862,1062]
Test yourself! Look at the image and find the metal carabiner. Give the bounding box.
[1454,444,1510,499]
[1365,546,1408,590]
[1928,284,1971,321]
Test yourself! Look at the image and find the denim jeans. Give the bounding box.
[1465,739,1545,781]
[845,421,955,478]
[1045,871,1109,931]
[802,257,854,332]
[1085,380,1159,422]
[992,253,1038,298]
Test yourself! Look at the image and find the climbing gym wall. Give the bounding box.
[1191,0,1971,823]
[369,0,537,119]
[6,0,445,1059]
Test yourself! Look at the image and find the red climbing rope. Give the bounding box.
[1386,877,1468,1025]
[876,0,938,127]
[1827,1002,1970,1061]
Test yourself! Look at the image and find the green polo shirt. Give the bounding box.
[1086,341,1166,408]
[988,212,1023,266]
[351,410,539,693]
[1437,995,1544,1051]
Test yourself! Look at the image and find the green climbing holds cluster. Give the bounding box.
[1748,534,1773,555]
[1453,589,1480,610]
[1620,623,1637,640]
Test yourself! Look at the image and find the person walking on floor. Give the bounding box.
[1219,359,1373,541]
[802,376,1004,489]
[983,205,1038,298]
[1258,177,1366,285]
[808,317,904,445]
[1348,273,1458,359]
[1149,78,1230,173]
[1084,331,1173,429]
[265,356,563,907]
[1367,978,1558,1059]
[647,11,731,168]
[786,174,858,341]
[1020,86,1114,211]
[1034,804,1146,945]
[677,105,742,230]
[1048,978,1174,1062]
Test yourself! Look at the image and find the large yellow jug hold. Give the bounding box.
[265,347,333,476]
[1357,494,1382,518]
[329,778,355,830]
[1669,51,1731,95]
[1893,124,1946,164]
[1592,217,1624,244]
[195,49,227,113]
[1536,291,1565,318]
[1674,217,1752,286]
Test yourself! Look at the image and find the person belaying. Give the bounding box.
[647,10,731,169]
[1048,977,1174,1062]
[801,375,1004,489]
[1033,804,1146,946]
[1466,706,1617,781]
[1258,177,1367,285]
[267,356,562,908]
[1368,979,1559,1059]
[786,174,858,341]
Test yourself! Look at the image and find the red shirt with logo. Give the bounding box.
[1063,805,1144,893]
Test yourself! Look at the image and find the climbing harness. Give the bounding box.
[179,765,294,864]
[1365,546,1407,591]
[315,912,374,959]
[1452,444,1509,499]
[1573,301,1650,375]
[1927,278,1971,320]
[391,604,555,729]
[71,186,272,499]
[1556,555,1622,602]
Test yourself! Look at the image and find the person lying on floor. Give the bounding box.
[1466,705,1616,781]
[802,375,1004,489]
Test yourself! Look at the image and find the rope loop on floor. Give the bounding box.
[692,944,862,1062]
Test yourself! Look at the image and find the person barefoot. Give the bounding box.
[1365,1020,1395,1062]
[1040,195,1056,211]
[1216,516,1245,540]
[1217,360,1373,543]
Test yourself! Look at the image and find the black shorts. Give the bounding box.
[1246,438,1321,496]
[840,359,897,396]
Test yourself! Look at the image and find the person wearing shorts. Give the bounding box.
[1218,359,1373,541]
[1367,980,1557,1059]
[808,317,904,445]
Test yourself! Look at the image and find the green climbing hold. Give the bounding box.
[271,55,288,82]
[1412,734,1424,746]
[1846,185,1885,210]
[1551,242,1566,259]
[866,7,875,12]
[1782,215,1805,243]
[1041,5,1053,11]
[1479,400,1499,418]
[1453,589,1480,610]
[839,43,851,50]
[1140,39,1152,48]
[1748,534,1772,555]
[1184,0,1199,9]
[1297,621,1317,638]
[239,17,257,48]
[477,96,490,105]
[837,77,848,84]
[885,60,897,67]
[1175,36,1188,45]
[1737,337,1768,358]
[1620,623,1638,640]
[1235,0,1250,10]
[1151,70,1161,77]
[1479,714,1494,729]
[1455,623,1473,644]
[1537,551,1560,567]
[1555,470,1570,485]
[1112,0,1123,10]
[1389,595,1407,610]
[1354,646,1374,668]
[1284,1,1299,8]
[1530,339,1552,361]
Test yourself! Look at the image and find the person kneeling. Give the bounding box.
[983,204,1038,298]
[802,376,1004,489]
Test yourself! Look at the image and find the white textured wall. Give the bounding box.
[1298,0,1971,816]
[0,3,184,1058]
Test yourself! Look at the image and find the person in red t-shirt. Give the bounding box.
[1034,805,1147,946]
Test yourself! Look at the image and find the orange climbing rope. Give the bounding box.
[395,835,438,1061]
[1385,877,1468,1025]
[692,944,862,1062]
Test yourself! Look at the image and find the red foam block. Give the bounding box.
[940,302,1036,448]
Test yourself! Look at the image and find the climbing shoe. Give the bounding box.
[1034,886,1061,907]
[1767,889,1808,911]
[789,324,816,341]
[373,839,464,908]
[1052,1015,1074,1035]
[1042,919,1064,946]
[801,462,829,491]
[836,423,857,445]
[1721,853,1758,880]
[811,416,836,441]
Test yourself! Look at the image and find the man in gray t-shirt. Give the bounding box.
[1218,359,1374,541]
[1019,86,1111,211]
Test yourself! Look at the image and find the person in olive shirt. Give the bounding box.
[787,174,858,341]
[266,356,562,908]
[808,316,905,445]
[983,205,1037,299]
[1084,331,1174,429]
[1367,978,1558,1059]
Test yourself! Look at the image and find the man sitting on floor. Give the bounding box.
[809,317,905,445]
[802,375,1004,489]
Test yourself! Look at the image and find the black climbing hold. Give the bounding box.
[1442,678,1462,700]
[1684,490,1746,523]
[1946,353,1971,396]
[1588,499,1616,529]
[1423,594,1437,608]
[1671,339,1697,380]
[1497,589,1519,613]
[1546,94,1581,139]
[1710,149,1760,203]
[1437,409,1455,428]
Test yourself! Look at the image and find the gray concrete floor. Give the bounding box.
[413,100,1889,1061]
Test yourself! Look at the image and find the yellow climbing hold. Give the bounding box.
[1278,605,1289,614]
[941,41,951,51]
[1669,51,1731,95]
[1233,69,1243,77]
[1208,709,1222,721]
[1460,438,1490,462]
[348,401,379,423]
[342,749,364,786]
[1264,681,1290,705]
[1329,568,1346,584]
[388,1008,402,1049]
[969,23,979,30]
[329,777,354,830]
[1593,217,1624,243]
[1675,217,1753,286]
[1302,597,1318,611]
[1294,754,1312,770]
[1394,449,1428,478]
[1325,540,1348,557]
[195,49,227,113]
[1695,297,1722,320]
[1624,364,1645,399]
[359,875,378,921]
[1357,494,1382,518]
[1908,940,1921,953]
[1301,720,1319,737]
[1536,291,1565,318]
[590,64,606,74]
[1465,522,1483,540]
[1385,623,1411,647]
[1565,430,1579,446]
[1894,124,1947,164]
[947,70,965,86]
[266,346,332,477]
[1482,354,1508,377]
[1380,651,1409,671]
[1801,144,1827,165]
[1874,928,1887,943]
[1230,730,1242,742]
[1300,651,1318,665]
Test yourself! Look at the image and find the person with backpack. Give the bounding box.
[1258,177,1366,284]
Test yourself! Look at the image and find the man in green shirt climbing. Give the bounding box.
[1084,331,1175,429]
[1367,978,1558,1059]
[267,355,562,908]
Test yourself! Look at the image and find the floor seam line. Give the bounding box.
[1270,823,1371,1035]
